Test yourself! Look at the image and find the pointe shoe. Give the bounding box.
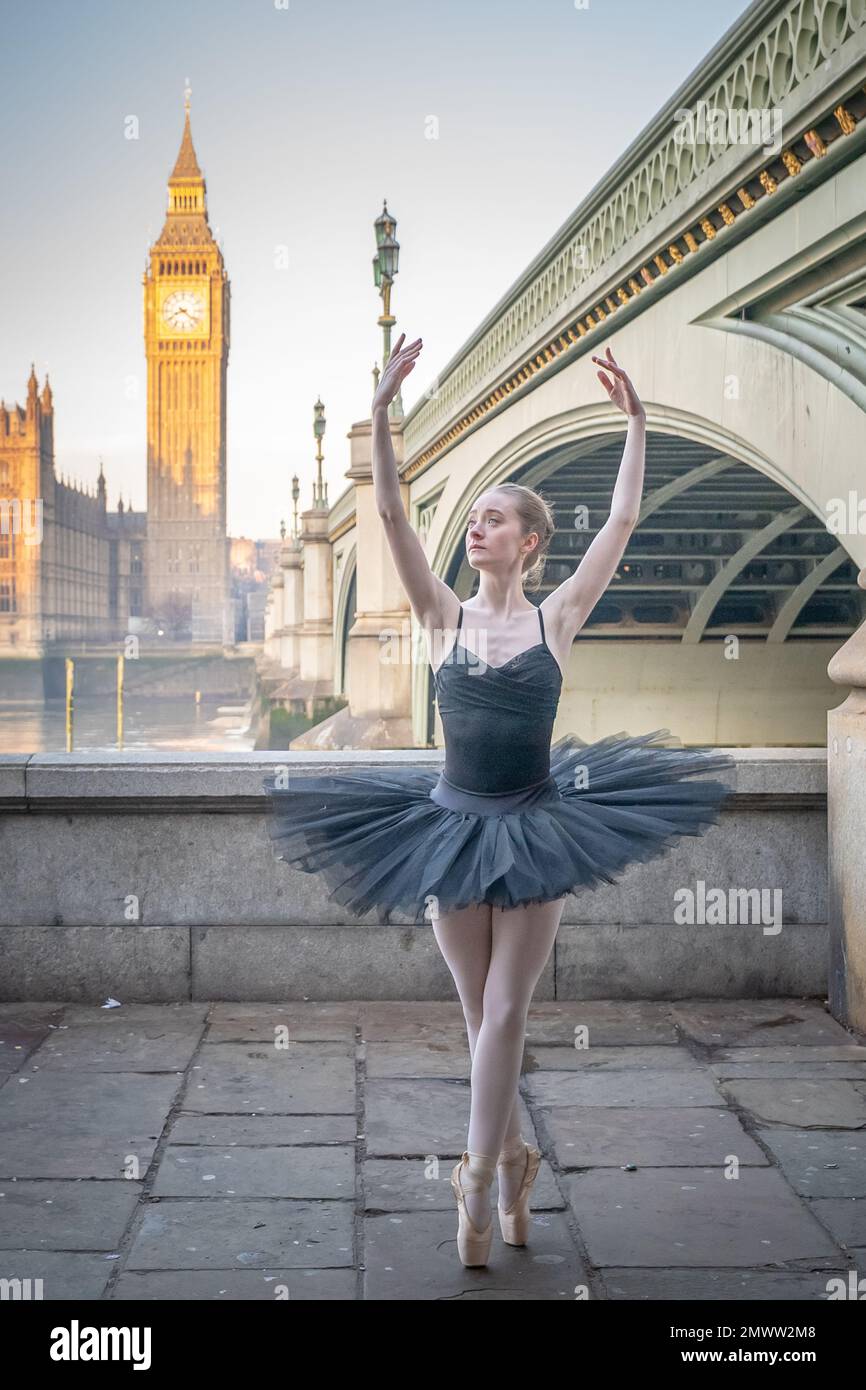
[450,1151,494,1266]
[496,1140,542,1245]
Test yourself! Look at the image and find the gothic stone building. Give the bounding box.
[0,101,231,657]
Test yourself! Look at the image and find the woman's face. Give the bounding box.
[465,493,538,571]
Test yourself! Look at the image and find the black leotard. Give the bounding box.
[432,603,563,795]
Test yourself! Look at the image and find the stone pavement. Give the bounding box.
[0,996,865,1301]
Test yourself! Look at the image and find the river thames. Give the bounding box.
[0,696,256,754]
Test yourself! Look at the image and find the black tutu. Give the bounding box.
[261,730,736,926]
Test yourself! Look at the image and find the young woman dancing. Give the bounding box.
[263,333,735,1267]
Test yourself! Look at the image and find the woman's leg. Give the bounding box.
[430,902,522,1146]
[459,896,566,1225]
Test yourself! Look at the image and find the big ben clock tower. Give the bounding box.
[143,86,231,643]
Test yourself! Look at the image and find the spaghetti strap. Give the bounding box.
[437,602,463,672]
[537,604,546,644]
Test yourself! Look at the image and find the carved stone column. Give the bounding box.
[296,504,333,689]
[826,567,866,1030]
[263,536,304,671]
[293,415,414,748]
[276,537,304,674]
[263,578,280,658]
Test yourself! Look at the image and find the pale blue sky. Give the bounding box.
[0,0,751,539]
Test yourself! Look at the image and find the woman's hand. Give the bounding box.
[592,346,645,419]
[372,332,423,413]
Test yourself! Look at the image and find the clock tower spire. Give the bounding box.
[167,80,206,216]
[142,84,231,644]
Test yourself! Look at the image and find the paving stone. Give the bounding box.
[125,1198,354,1270]
[563,1167,841,1267]
[109,1267,356,1299]
[713,1046,866,1063]
[670,1000,856,1048]
[526,1068,723,1108]
[600,1267,856,1300]
[365,1040,470,1079]
[59,1002,209,1030]
[0,1180,141,1249]
[0,1251,115,1300]
[545,1106,768,1168]
[168,1113,358,1146]
[0,1003,67,1027]
[524,1045,704,1072]
[358,1002,469,1042]
[181,1041,355,1114]
[207,1002,360,1043]
[363,1154,562,1213]
[522,1001,679,1047]
[807,1199,866,1249]
[32,1023,202,1072]
[364,1210,588,1299]
[365,1078,468,1155]
[151,1144,355,1198]
[0,1004,65,1075]
[710,1061,866,1079]
[754,1129,866,1198]
[364,1157,454,1213]
[719,1079,866,1127]
[364,1078,534,1156]
[0,1071,181,1178]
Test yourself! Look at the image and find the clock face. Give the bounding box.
[162,290,206,331]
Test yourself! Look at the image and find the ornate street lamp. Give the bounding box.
[291,473,300,539]
[312,399,327,509]
[372,200,402,420]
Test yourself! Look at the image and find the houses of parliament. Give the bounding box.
[0,97,236,658]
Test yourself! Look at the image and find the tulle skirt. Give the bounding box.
[261,730,736,926]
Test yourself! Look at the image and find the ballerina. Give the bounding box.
[262,332,735,1267]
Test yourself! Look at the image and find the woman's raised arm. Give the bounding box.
[371,334,459,639]
[543,347,646,645]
